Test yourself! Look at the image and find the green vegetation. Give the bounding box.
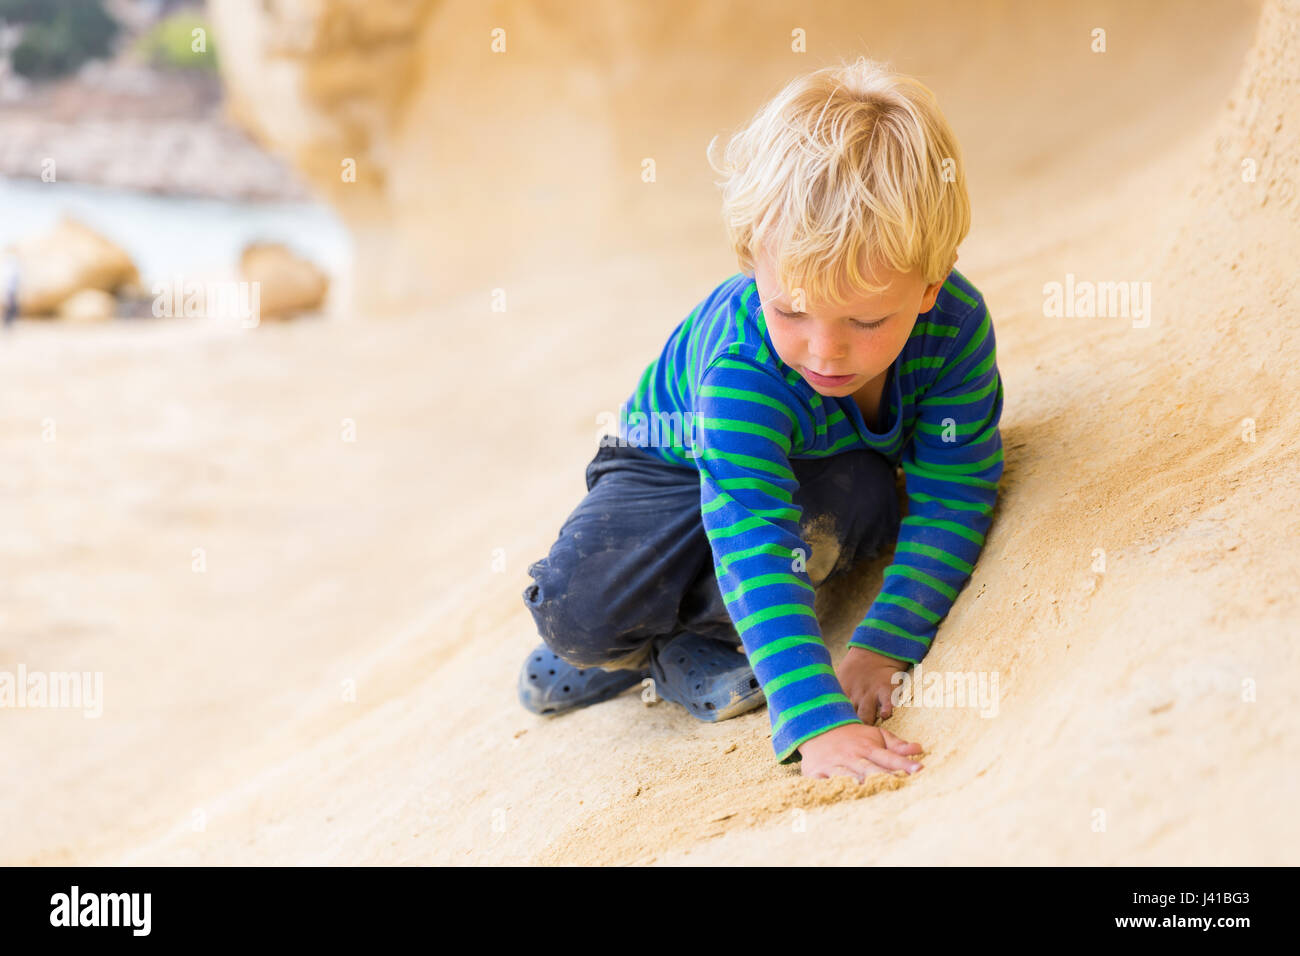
[0,0,120,79]
[135,9,219,72]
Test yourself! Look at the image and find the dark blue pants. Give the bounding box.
[523,441,902,671]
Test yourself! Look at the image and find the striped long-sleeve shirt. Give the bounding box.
[615,270,1005,763]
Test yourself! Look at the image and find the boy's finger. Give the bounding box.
[877,690,893,719]
[890,741,923,755]
[855,697,878,723]
[867,747,923,774]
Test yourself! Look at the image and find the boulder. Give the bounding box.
[7,218,138,316]
[238,241,329,319]
[56,288,117,323]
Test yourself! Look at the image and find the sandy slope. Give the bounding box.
[3,0,1298,864]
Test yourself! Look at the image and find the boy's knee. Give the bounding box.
[793,451,902,580]
[523,556,648,668]
[831,450,901,523]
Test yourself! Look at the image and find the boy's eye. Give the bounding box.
[776,307,886,331]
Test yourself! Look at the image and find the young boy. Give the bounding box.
[519,56,1004,783]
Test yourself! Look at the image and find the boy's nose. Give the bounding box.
[809,338,848,363]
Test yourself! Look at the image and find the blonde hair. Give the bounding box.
[707,56,970,304]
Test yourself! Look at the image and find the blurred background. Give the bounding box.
[0,0,347,323]
[2,0,1297,866]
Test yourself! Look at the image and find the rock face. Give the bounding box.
[210,0,1296,319]
[209,0,796,312]
[209,0,435,311]
[6,218,140,316]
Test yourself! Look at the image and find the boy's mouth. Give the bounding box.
[801,367,856,387]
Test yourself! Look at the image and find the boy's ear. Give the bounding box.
[921,276,945,312]
[921,253,958,311]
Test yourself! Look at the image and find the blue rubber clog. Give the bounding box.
[517,645,649,716]
[648,632,766,722]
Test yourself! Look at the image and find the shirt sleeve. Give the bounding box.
[848,301,1005,662]
[693,356,862,764]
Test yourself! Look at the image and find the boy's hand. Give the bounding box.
[797,723,923,782]
[835,646,912,724]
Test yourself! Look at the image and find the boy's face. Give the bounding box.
[753,246,950,399]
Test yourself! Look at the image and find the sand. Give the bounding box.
[2,0,1297,864]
